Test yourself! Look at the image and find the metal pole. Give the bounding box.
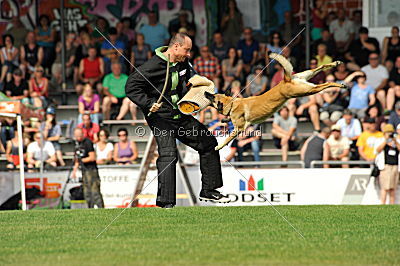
[60,0,67,105]
[17,115,27,211]
[305,0,310,69]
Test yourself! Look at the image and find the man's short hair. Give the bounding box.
[168,33,189,47]
[343,109,352,116]
[359,26,369,34]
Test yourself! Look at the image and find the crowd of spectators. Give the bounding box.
[1,0,400,173]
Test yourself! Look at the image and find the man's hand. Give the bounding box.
[150,102,162,113]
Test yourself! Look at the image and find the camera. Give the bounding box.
[74,141,84,159]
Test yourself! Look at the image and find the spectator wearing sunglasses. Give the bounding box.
[113,128,138,165]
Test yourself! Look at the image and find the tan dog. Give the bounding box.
[205,53,346,150]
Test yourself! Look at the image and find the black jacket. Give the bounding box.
[125,53,193,117]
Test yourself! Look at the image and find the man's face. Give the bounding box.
[359,32,368,41]
[27,32,35,43]
[112,64,121,75]
[13,74,22,83]
[74,129,83,142]
[148,13,157,24]
[243,29,252,41]
[337,9,345,20]
[172,37,192,62]
[395,56,400,68]
[213,33,222,44]
[369,54,379,67]
[318,45,326,56]
[280,108,288,119]
[34,133,42,145]
[200,46,210,59]
[109,33,117,42]
[88,48,96,58]
[343,114,352,124]
[332,130,341,139]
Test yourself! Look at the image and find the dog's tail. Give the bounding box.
[269,53,293,82]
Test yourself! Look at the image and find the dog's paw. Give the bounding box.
[334,61,343,67]
[338,82,348,89]
[215,145,223,151]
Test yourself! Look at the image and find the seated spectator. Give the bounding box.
[101,27,125,65]
[27,132,57,169]
[237,27,259,75]
[5,126,26,169]
[0,118,16,150]
[91,17,109,45]
[52,33,76,88]
[28,66,48,109]
[272,106,299,162]
[319,74,348,127]
[120,17,136,44]
[333,62,350,82]
[329,9,355,54]
[345,71,375,118]
[130,33,152,69]
[5,16,29,49]
[208,114,236,162]
[287,94,321,132]
[220,0,243,47]
[336,109,362,160]
[221,47,243,91]
[4,69,29,101]
[266,31,284,73]
[323,124,350,168]
[312,28,337,58]
[77,113,100,143]
[346,27,380,70]
[40,106,65,166]
[115,22,129,49]
[374,123,400,204]
[234,124,262,162]
[102,62,136,121]
[0,34,19,88]
[77,46,104,95]
[35,15,56,71]
[386,56,400,111]
[95,129,113,165]
[366,104,385,131]
[210,31,230,63]
[230,80,244,98]
[245,65,267,97]
[388,101,400,128]
[357,117,383,162]
[352,10,362,39]
[194,46,221,90]
[361,52,389,109]
[78,84,100,124]
[270,63,284,88]
[139,11,170,51]
[308,58,326,84]
[301,127,331,168]
[315,43,333,70]
[382,26,400,71]
[113,128,138,165]
[20,31,44,76]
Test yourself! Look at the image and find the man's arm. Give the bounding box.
[125,70,156,112]
[82,151,96,163]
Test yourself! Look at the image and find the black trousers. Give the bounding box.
[146,114,223,207]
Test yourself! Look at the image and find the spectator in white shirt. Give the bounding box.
[336,109,362,160]
[95,129,113,165]
[323,124,350,168]
[329,9,355,53]
[27,132,56,169]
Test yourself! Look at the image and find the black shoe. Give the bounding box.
[162,204,175,209]
[199,190,231,203]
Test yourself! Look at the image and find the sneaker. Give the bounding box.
[199,190,231,203]
[162,204,175,209]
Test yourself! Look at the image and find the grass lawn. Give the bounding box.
[1,205,399,265]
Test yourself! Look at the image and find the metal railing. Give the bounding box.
[310,160,373,168]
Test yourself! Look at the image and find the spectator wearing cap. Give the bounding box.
[386,56,400,111]
[40,106,65,166]
[237,27,259,75]
[101,27,125,64]
[139,11,170,51]
[323,124,350,168]
[346,27,380,71]
[356,117,384,162]
[4,69,29,101]
[221,47,243,92]
[345,71,375,119]
[374,123,400,204]
[245,65,267,97]
[301,127,331,168]
[194,46,221,90]
[336,109,362,160]
[77,113,100,143]
[388,101,400,129]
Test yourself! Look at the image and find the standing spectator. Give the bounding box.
[345,71,375,118]
[35,15,56,71]
[193,46,221,90]
[73,32,91,85]
[100,27,125,65]
[272,106,299,162]
[329,9,355,54]
[352,10,363,39]
[139,11,170,51]
[169,10,196,37]
[237,27,259,75]
[120,17,136,44]
[91,17,109,45]
[0,34,19,88]
[221,47,243,91]
[245,65,267,96]
[102,63,135,121]
[4,69,29,101]
[220,0,243,47]
[315,43,333,69]
[301,127,331,168]
[113,128,138,165]
[130,33,152,69]
[28,66,48,109]
[279,11,298,44]
[346,27,380,70]
[77,46,104,95]
[323,124,350,168]
[40,107,65,166]
[311,0,328,40]
[71,127,104,208]
[234,125,262,162]
[115,22,129,49]
[357,117,384,162]
[4,16,29,48]
[95,129,113,165]
[374,123,400,204]
[52,33,76,88]
[386,56,400,110]
[27,132,57,169]
[20,32,44,76]
[319,75,347,127]
[312,28,337,58]
[382,26,400,71]
[361,52,389,109]
[210,31,230,63]
[336,109,362,160]
[77,113,100,143]
[78,84,100,124]
[388,102,400,129]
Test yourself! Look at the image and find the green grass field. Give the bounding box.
[1,206,399,265]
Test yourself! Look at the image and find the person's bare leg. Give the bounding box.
[282,143,288,161]
[380,189,388,204]
[309,104,320,131]
[287,98,297,117]
[389,189,396,204]
[56,150,65,166]
[129,102,137,121]
[376,89,386,109]
[0,65,8,83]
[116,97,130,120]
[102,96,112,120]
[386,87,395,110]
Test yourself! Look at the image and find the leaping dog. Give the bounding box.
[205,53,347,150]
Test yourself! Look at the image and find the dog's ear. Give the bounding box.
[217,101,224,112]
[224,88,231,96]
[204,91,215,102]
